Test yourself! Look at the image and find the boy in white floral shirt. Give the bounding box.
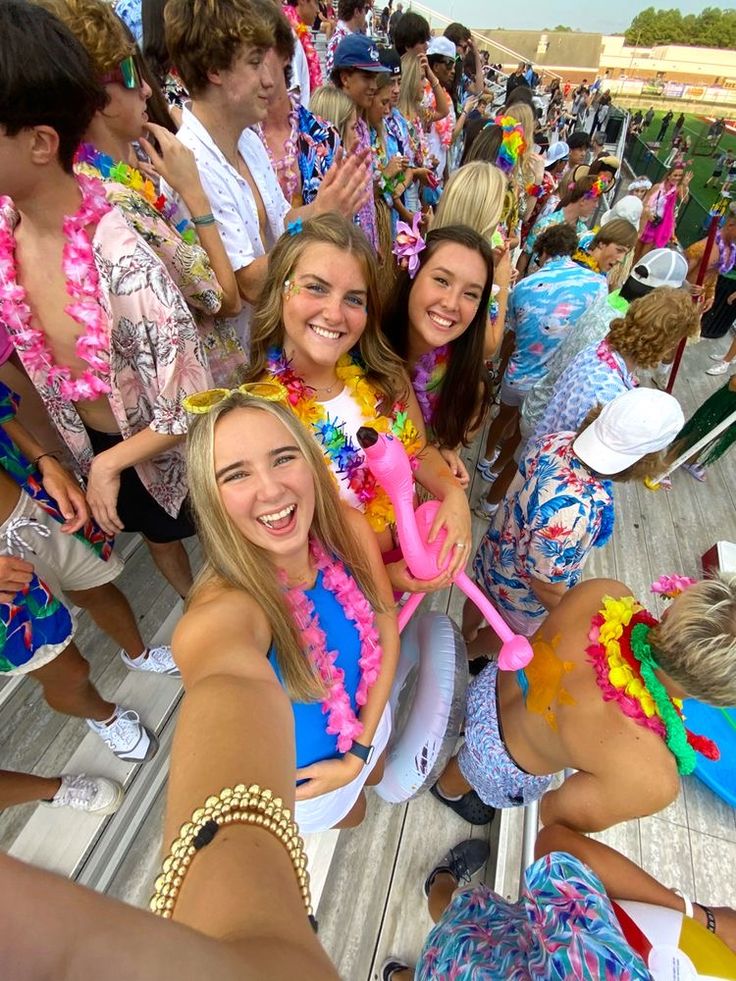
[0,1,212,598]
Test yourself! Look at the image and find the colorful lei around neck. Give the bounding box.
[75,143,196,244]
[0,174,113,402]
[586,595,719,774]
[264,348,422,532]
[258,95,300,203]
[279,539,382,752]
[716,229,736,276]
[411,345,449,430]
[283,4,323,93]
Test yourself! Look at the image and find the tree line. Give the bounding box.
[624,6,736,49]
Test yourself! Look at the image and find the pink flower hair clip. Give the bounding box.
[651,574,697,600]
[392,213,426,278]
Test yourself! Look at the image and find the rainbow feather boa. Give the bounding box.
[493,115,526,175]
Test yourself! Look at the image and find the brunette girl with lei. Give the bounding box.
[243,214,472,595]
[382,224,495,487]
[179,390,398,833]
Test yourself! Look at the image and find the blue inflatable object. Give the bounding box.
[375,611,469,803]
[684,699,736,807]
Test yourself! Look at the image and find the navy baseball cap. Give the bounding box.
[333,34,386,72]
[379,46,401,75]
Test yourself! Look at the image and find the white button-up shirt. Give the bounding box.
[169,108,290,348]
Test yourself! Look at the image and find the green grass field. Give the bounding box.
[635,111,736,211]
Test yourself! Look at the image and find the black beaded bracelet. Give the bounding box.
[33,451,60,467]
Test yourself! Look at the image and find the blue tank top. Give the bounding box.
[268,570,362,769]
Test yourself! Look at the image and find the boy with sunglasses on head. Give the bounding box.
[0,0,213,598]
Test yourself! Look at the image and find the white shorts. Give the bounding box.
[295,703,392,835]
[0,491,123,675]
[498,381,530,409]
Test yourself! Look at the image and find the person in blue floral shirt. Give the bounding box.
[526,288,700,454]
[475,224,607,519]
[466,389,684,643]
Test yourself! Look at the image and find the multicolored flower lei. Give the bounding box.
[585,176,608,200]
[282,4,323,93]
[265,348,423,532]
[0,174,113,402]
[411,344,449,429]
[586,595,719,774]
[75,143,196,244]
[716,229,736,275]
[493,115,526,175]
[257,94,301,203]
[279,539,383,752]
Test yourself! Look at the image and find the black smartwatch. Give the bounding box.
[346,740,374,765]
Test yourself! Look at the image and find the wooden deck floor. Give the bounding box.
[1,333,735,980]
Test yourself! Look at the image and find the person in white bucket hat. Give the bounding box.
[466,387,685,643]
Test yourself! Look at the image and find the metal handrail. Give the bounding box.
[405,0,562,83]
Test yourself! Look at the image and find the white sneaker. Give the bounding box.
[87,707,158,763]
[473,499,500,520]
[706,361,732,375]
[709,352,728,361]
[120,645,180,677]
[476,451,500,482]
[45,773,124,815]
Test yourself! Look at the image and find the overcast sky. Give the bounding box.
[427,0,721,34]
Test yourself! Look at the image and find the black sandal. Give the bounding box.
[430,782,497,825]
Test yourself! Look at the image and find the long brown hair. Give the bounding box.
[382,225,493,448]
[245,213,408,406]
[186,393,390,701]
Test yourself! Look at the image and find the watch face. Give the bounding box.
[365,744,374,765]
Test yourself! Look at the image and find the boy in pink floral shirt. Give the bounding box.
[0,3,213,597]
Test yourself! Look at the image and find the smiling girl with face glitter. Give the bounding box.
[244,213,472,595]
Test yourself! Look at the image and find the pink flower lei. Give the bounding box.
[716,230,736,276]
[258,93,301,203]
[411,344,450,427]
[0,174,112,402]
[282,4,323,93]
[279,539,383,752]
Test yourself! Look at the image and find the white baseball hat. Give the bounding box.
[545,141,569,167]
[629,248,689,290]
[573,388,685,475]
[427,36,456,59]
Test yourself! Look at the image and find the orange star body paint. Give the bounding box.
[524,634,575,730]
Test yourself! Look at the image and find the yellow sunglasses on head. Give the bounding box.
[182,380,288,415]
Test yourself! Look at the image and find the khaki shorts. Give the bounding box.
[0,491,123,675]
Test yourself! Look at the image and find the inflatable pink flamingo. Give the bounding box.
[357,427,532,671]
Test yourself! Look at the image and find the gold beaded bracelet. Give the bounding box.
[150,784,314,925]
